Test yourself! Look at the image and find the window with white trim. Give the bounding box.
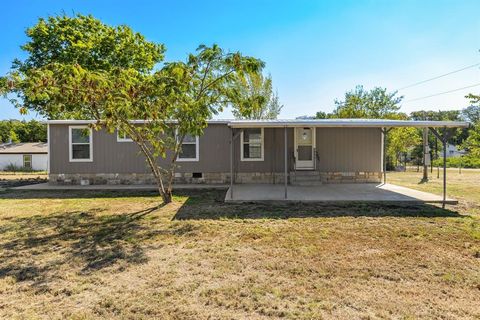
[69,126,93,162]
[23,154,32,169]
[177,134,199,161]
[241,128,264,161]
[117,129,133,142]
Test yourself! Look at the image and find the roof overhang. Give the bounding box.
[44,119,470,128]
[44,119,232,125]
[228,119,470,128]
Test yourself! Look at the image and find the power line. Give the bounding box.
[404,82,480,102]
[397,62,480,91]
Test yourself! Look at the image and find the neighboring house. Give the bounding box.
[440,143,466,158]
[46,119,469,186]
[0,142,48,171]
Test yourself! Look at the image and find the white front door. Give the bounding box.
[294,127,315,170]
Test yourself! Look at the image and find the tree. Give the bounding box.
[410,109,468,148]
[387,127,421,167]
[230,73,282,119]
[332,85,402,118]
[23,120,47,141]
[331,85,421,167]
[461,104,480,123]
[315,111,330,119]
[1,14,263,203]
[463,94,480,156]
[8,129,19,143]
[0,120,47,142]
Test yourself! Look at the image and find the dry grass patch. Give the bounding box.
[0,186,479,319]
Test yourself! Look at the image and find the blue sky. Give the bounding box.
[1,0,479,120]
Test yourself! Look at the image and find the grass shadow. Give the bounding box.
[172,189,465,220]
[0,204,168,287]
[0,189,160,200]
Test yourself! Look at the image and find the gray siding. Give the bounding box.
[316,128,381,172]
[49,124,381,174]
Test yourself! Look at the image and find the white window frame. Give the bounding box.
[241,128,264,161]
[177,134,200,162]
[69,125,93,162]
[116,129,133,142]
[23,154,32,169]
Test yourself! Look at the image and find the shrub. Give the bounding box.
[3,163,35,172]
[432,155,480,168]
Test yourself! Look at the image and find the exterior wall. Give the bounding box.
[442,144,465,158]
[49,123,231,174]
[0,154,48,171]
[49,123,382,185]
[316,127,382,172]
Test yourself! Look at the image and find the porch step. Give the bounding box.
[290,171,322,186]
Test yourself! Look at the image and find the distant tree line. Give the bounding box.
[0,120,47,143]
[314,85,480,168]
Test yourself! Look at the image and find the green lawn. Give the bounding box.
[0,172,479,319]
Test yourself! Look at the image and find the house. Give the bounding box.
[440,143,466,158]
[0,142,48,171]
[46,119,469,187]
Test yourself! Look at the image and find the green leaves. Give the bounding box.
[333,85,403,119]
[19,14,165,74]
[2,14,265,201]
[229,72,283,120]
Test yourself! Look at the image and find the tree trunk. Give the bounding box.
[136,142,171,203]
[160,185,172,203]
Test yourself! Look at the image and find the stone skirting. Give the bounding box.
[49,172,230,185]
[320,171,382,183]
[49,171,381,185]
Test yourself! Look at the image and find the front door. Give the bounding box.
[294,127,315,170]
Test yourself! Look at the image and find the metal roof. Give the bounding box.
[45,119,232,124]
[0,142,48,154]
[228,119,470,128]
[45,119,470,128]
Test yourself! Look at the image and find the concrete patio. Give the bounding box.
[225,183,457,204]
[11,182,457,205]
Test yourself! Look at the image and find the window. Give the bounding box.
[241,128,264,161]
[69,126,93,162]
[117,129,133,142]
[23,154,32,169]
[177,134,199,161]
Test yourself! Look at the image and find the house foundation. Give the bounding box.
[49,171,381,185]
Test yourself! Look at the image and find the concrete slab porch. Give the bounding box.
[225,183,458,204]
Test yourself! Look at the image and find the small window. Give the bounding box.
[23,154,32,169]
[117,129,133,142]
[241,128,264,161]
[192,172,202,178]
[177,134,199,161]
[69,126,93,162]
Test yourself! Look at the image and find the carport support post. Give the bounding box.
[230,128,234,199]
[284,126,288,199]
[381,128,391,184]
[429,127,449,209]
[423,128,429,181]
[442,129,447,208]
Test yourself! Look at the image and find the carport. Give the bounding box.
[228,119,469,207]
